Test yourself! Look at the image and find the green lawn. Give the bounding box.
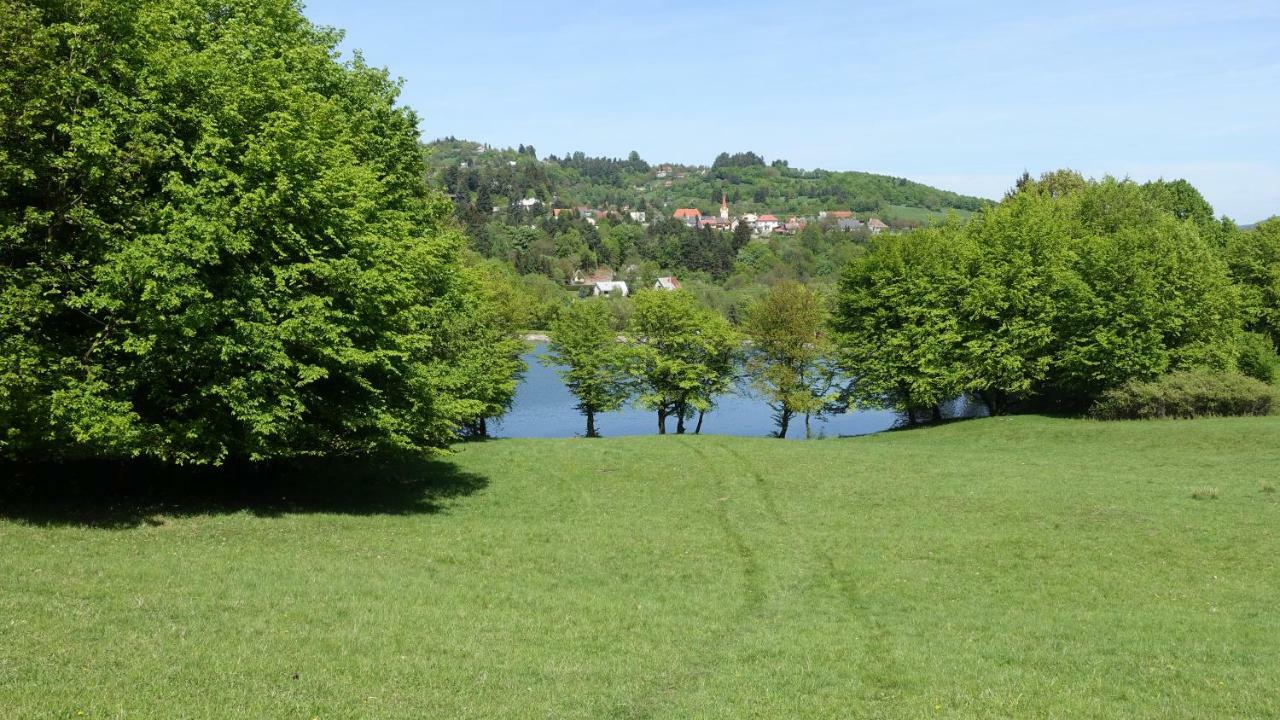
[882,204,974,224]
[2,416,1278,718]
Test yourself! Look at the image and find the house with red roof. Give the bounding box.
[867,218,889,233]
[672,208,701,227]
[755,214,782,234]
[571,266,615,285]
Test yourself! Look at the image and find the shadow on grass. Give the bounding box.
[0,454,488,530]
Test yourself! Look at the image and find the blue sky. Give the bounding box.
[301,0,1280,222]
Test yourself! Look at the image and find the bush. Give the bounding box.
[1090,372,1278,420]
[1237,333,1279,384]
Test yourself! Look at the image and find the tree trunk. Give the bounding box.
[804,413,812,439]
[931,404,943,423]
[585,409,597,438]
[675,397,687,434]
[657,407,667,435]
[776,408,792,439]
[477,417,488,439]
[694,410,705,435]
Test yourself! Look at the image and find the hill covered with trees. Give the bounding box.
[425,138,988,225]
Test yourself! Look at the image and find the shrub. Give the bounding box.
[1237,333,1279,384]
[1090,372,1278,420]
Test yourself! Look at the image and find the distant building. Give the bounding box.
[673,208,701,227]
[572,267,615,285]
[592,281,628,297]
[867,218,889,234]
[654,276,682,291]
[629,210,647,223]
[820,210,854,220]
[838,217,864,231]
[517,197,541,209]
[720,192,729,220]
[755,214,781,234]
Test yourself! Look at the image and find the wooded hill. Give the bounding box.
[425,138,988,226]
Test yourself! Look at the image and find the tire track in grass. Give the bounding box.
[689,438,766,633]
[709,437,910,706]
[613,439,768,718]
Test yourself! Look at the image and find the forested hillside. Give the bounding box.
[420,139,993,327]
[425,138,987,224]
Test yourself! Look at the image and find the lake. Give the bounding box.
[494,343,978,440]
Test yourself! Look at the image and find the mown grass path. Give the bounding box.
[2,417,1278,718]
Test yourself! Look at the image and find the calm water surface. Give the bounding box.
[496,343,975,440]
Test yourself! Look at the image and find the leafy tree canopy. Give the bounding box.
[0,0,518,463]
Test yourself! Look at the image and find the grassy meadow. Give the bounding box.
[2,416,1278,718]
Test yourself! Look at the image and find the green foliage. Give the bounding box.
[742,282,841,437]
[1090,372,1278,420]
[834,173,1242,415]
[425,261,528,440]
[1141,178,1217,227]
[1237,332,1279,384]
[427,140,986,221]
[1226,217,1280,348]
[712,151,766,169]
[953,196,1069,414]
[832,226,967,420]
[625,290,738,434]
[547,301,628,437]
[514,272,573,330]
[0,0,518,462]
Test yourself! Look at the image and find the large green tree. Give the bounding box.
[742,282,839,438]
[832,226,967,422]
[833,172,1241,417]
[547,300,628,437]
[626,290,737,434]
[0,0,512,463]
[1226,217,1280,351]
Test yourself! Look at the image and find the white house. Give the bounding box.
[592,281,629,297]
[654,276,682,291]
[629,210,647,223]
[754,214,781,234]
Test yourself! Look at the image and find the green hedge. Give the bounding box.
[1091,372,1279,420]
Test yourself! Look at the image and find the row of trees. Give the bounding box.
[0,0,526,464]
[548,285,840,438]
[833,172,1274,419]
[546,175,1280,437]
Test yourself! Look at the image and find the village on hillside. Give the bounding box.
[547,193,889,298]
[525,192,890,239]
[669,193,890,236]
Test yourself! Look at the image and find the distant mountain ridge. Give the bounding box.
[425,138,989,227]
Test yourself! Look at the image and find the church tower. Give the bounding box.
[720,191,729,220]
